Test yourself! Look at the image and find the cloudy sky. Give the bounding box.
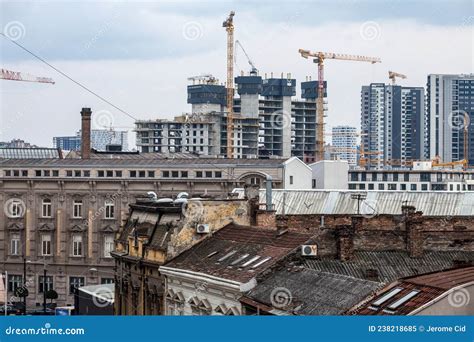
[1,0,472,148]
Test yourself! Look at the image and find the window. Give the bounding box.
[104,235,114,258]
[69,277,85,294]
[162,171,170,178]
[312,179,316,188]
[205,171,212,178]
[115,170,122,177]
[393,173,398,182]
[98,170,105,177]
[400,184,406,191]
[378,184,384,190]
[382,173,388,181]
[66,170,73,177]
[420,172,430,182]
[348,184,356,190]
[372,288,403,306]
[73,200,83,218]
[139,171,146,178]
[101,278,114,284]
[42,199,52,218]
[41,234,52,256]
[83,170,90,177]
[105,200,114,219]
[10,199,23,218]
[172,171,179,178]
[289,175,294,185]
[359,184,366,190]
[411,184,417,191]
[44,170,50,177]
[106,170,113,177]
[368,183,374,190]
[130,170,137,178]
[196,171,202,178]
[52,170,59,177]
[421,184,428,191]
[350,173,358,181]
[388,290,420,310]
[35,170,42,177]
[10,233,20,255]
[215,171,222,178]
[148,171,155,178]
[181,171,188,178]
[8,275,23,292]
[38,276,53,293]
[388,184,397,190]
[72,235,83,257]
[74,170,81,177]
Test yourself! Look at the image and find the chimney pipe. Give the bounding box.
[265,175,272,211]
[81,107,92,159]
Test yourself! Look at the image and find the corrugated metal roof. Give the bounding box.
[236,189,474,217]
[0,148,61,159]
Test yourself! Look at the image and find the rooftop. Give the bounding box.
[243,266,381,315]
[304,250,474,284]
[163,223,312,283]
[0,147,62,159]
[350,267,474,315]
[235,189,474,217]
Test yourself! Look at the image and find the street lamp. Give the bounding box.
[22,259,31,315]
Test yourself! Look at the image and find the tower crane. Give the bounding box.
[1,68,55,84]
[223,11,235,158]
[388,71,407,85]
[235,40,257,75]
[298,49,381,162]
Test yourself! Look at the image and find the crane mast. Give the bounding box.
[298,49,381,162]
[223,11,235,158]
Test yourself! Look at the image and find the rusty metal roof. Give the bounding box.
[236,189,474,217]
[163,223,312,283]
[350,267,474,315]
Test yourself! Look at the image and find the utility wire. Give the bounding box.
[0,32,137,121]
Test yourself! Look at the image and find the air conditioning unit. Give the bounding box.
[196,224,210,234]
[301,245,318,256]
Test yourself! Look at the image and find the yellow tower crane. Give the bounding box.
[298,49,381,162]
[388,71,407,85]
[223,11,235,158]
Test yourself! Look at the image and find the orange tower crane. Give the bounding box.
[223,11,235,158]
[298,49,381,161]
[388,71,407,85]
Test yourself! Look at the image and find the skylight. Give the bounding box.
[241,255,260,267]
[231,254,249,265]
[217,250,236,262]
[372,288,403,306]
[387,290,420,309]
[250,257,271,269]
[206,251,218,258]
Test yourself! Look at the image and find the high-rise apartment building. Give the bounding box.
[331,125,357,166]
[136,73,325,162]
[361,83,425,169]
[426,74,474,164]
[53,129,128,151]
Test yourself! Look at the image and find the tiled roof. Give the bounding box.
[350,267,474,315]
[243,267,381,315]
[304,250,474,283]
[163,224,312,283]
[0,156,287,167]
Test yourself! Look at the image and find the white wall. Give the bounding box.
[283,157,312,189]
[310,160,349,189]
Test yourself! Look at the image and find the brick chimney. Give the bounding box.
[81,107,92,159]
[336,224,355,261]
[403,205,424,258]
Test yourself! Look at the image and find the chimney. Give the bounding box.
[265,175,272,211]
[81,107,92,159]
[336,224,355,262]
[403,205,424,258]
[276,215,288,235]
